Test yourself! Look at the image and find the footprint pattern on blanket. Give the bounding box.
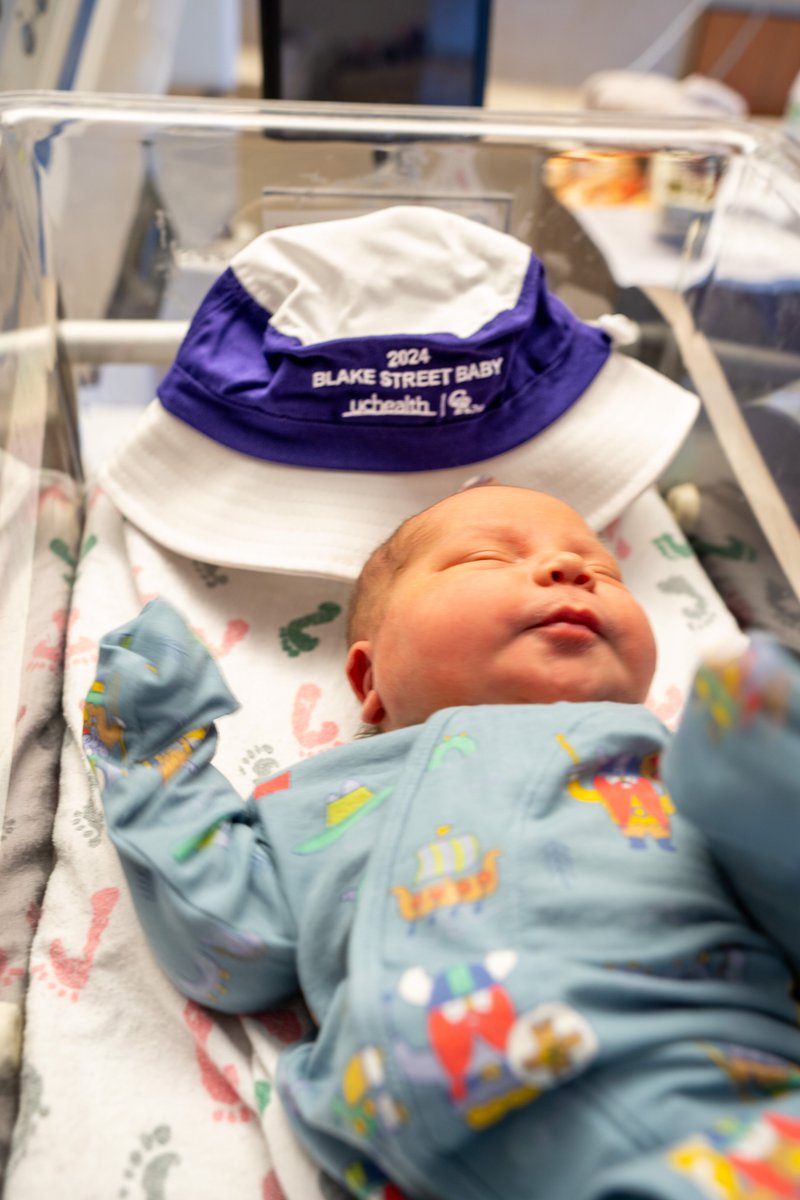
[255,1079,272,1116]
[646,684,685,730]
[254,1005,306,1045]
[767,577,800,632]
[193,618,250,659]
[7,1064,50,1174]
[119,1125,180,1200]
[131,566,250,658]
[653,532,694,561]
[31,887,119,1002]
[73,786,105,847]
[191,560,230,589]
[0,946,23,988]
[26,608,97,674]
[239,743,281,785]
[657,575,716,631]
[26,608,68,674]
[39,480,76,511]
[262,1171,288,1199]
[182,1001,253,1124]
[26,900,42,932]
[600,517,631,561]
[292,683,342,758]
[280,601,342,658]
[49,532,97,586]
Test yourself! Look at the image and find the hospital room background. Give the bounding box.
[1,2,799,1197]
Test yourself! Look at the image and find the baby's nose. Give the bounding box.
[533,551,594,587]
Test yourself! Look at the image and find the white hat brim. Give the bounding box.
[99,353,699,581]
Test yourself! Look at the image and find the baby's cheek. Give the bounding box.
[631,632,658,698]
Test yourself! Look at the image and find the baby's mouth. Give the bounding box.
[535,607,601,635]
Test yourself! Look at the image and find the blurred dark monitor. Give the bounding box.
[260,0,492,106]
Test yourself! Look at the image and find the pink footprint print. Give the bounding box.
[0,948,23,988]
[601,517,632,561]
[28,609,97,673]
[191,619,250,659]
[38,482,73,510]
[646,685,685,729]
[292,684,341,757]
[262,1171,287,1199]
[253,1006,304,1045]
[183,1001,252,1124]
[26,609,68,673]
[31,887,119,1002]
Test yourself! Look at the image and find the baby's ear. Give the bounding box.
[345,641,386,726]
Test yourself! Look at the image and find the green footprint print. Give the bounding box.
[280,601,342,658]
[49,533,97,585]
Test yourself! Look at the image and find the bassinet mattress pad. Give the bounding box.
[6,478,744,1199]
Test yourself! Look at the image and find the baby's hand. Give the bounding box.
[82,598,239,769]
[689,632,796,743]
[662,632,800,861]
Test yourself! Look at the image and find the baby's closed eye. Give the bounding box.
[447,550,516,568]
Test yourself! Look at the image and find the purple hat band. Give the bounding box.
[158,255,610,473]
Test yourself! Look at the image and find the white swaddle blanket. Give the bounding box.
[0,458,82,1179]
[6,478,744,1200]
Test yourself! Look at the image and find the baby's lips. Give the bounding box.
[535,607,602,635]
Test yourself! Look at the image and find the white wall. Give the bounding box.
[487,0,695,89]
[487,0,800,92]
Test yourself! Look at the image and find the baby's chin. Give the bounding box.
[510,668,654,708]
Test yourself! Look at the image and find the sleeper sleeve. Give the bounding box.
[662,633,800,977]
[83,597,299,1013]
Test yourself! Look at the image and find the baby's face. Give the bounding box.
[347,486,657,731]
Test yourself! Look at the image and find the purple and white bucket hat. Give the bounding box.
[100,205,699,580]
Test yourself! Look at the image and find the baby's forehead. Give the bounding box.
[408,487,593,545]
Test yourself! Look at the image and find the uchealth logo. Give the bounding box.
[341,389,486,420]
[342,394,436,419]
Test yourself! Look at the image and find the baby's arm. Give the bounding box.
[83,598,298,1013]
[662,633,800,976]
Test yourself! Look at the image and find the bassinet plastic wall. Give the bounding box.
[0,108,83,1172]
